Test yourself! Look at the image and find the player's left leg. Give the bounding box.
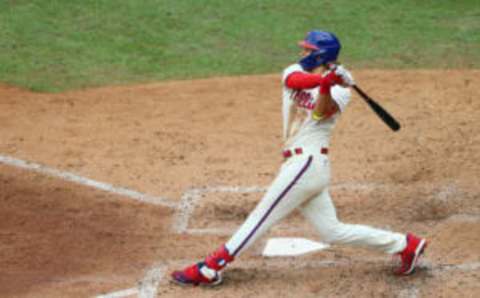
[300,188,427,275]
[301,188,406,253]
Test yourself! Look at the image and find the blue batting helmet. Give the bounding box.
[298,31,341,70]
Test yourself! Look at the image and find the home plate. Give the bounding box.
[262,237,330,257]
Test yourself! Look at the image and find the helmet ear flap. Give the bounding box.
[299,48,328,70]
[299,53,318,71]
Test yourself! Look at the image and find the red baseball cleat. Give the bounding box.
[171,262,223,287]
[171,245,234,287]
[395,233,427,275]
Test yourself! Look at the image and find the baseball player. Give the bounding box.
[171,30,427,286]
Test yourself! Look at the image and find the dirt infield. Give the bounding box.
[0,70,479,297]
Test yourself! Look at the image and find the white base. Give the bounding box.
[262,237,330,257]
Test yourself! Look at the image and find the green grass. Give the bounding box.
[0,0,479,92]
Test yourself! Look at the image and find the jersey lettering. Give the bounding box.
[292,90,315,110]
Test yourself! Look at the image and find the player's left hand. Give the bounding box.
[333,65,355,87]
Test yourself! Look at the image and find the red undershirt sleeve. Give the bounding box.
[285,72,323,89]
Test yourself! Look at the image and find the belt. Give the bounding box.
[282,147,328,159]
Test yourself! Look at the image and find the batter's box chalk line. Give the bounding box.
[137,265,167,298]
[95,265,167,298]
[172,185,267,234]
[96,287,139,298]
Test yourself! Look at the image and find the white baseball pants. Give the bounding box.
[225,150,406,257]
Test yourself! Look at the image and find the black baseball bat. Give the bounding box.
[352,85,401,132]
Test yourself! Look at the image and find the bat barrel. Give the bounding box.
[352,85,401,132]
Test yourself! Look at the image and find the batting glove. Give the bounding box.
[334,65,355,87]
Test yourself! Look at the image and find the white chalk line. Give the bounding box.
[0,154,177,208]
[398,286,419,298]
[172,189,202,233]
[96,287,139,298]
[95,265,166,298]
[138,265,166,298]
[172,186,267,234]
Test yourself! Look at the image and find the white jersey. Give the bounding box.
[281,63,351,149]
